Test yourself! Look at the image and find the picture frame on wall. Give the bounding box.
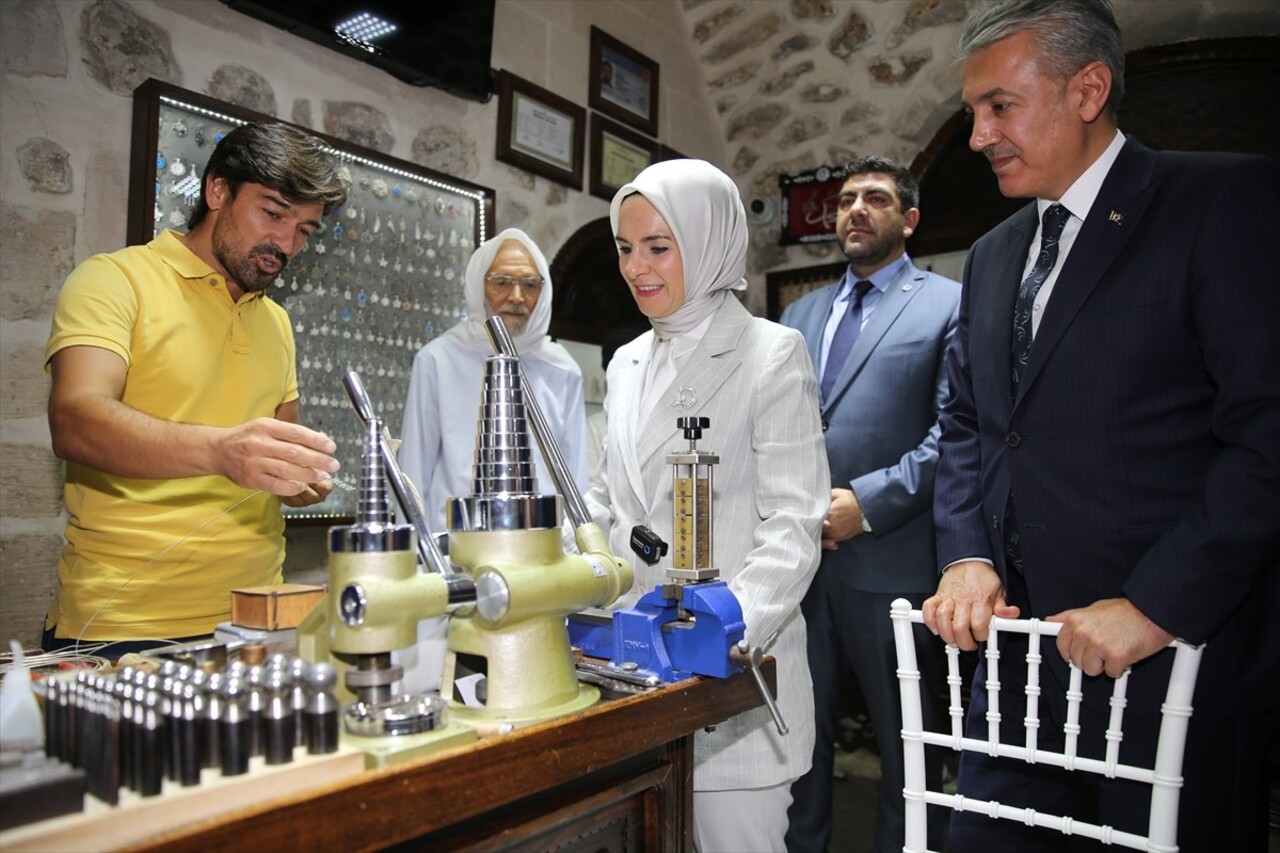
[778,164,849,245]
[495,69,586,190]
[589,26,659,137]
[589,113,659,203]
[766,262,848,321]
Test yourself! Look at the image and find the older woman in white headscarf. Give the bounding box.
[587,160,829,851]
[400,227,588,533]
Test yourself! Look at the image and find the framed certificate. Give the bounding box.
[589,27,659,137]
[495,70,586,190]
[588,113,659,203]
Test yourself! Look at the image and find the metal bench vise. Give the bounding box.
[569,581,744,684]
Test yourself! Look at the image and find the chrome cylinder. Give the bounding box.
[484,316,589,528]
[446,353,560,533]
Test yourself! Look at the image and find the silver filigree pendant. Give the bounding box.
[670,386,697,411]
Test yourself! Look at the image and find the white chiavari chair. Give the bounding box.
[890,598,1204,853]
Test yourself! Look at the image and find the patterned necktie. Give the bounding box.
[1010,203,1071,396]
[820,279,874,402]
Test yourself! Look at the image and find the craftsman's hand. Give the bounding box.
[1046,598,1174,678]
[279,476,335,508]
[215,418,339,497]
[822,488,864,549]
[922,560,1019,650]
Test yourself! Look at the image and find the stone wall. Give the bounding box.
[672,0,1279,313]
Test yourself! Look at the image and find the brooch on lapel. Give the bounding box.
[670,385,697,411]
[1108,210,1124,226]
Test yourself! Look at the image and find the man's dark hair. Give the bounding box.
[187,122,349,230]
[958,0,1125,115]
[843,156,920,212]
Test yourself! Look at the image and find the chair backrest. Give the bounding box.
[889,598,1204,853]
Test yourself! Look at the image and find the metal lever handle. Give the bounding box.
[737,641,788,736]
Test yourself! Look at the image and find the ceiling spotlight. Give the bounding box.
[334,12,397,52]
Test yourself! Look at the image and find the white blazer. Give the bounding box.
[587,297,830,790]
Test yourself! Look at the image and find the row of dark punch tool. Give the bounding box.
[43,655,341,805]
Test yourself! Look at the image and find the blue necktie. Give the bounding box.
[820,280,874,402]
[1010,203,1071,396]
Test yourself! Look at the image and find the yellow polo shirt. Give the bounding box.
[45,230,298,640]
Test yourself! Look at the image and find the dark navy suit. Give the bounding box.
[935,138,1280,851]
[782,259,959,853]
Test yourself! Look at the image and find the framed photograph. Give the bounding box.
[129,79,496,520]
[589,113,659,203]
[779,164,850,245]
[766,262,847,321]
[495,69,586,190]
[589,26,659,137]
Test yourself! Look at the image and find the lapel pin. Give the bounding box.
[1108,210,1124,225]
[901,284,912,292]
[670,386,697,411]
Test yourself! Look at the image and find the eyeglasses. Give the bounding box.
[484,273,544,292]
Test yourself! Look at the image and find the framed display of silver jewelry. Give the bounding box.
[128,79,497,521]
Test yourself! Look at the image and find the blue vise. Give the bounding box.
[569,580,745,683]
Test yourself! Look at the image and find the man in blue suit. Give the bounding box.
[782,156,959,853]
[923,1,1279,850]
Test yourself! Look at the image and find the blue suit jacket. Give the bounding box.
[781,259,960,594]
[935,138,1280,717]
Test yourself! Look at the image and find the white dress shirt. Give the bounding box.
[1023,129,1126,337]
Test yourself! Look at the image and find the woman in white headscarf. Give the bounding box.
[587,160,830,851]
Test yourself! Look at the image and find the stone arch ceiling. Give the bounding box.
[670,0,1280,275]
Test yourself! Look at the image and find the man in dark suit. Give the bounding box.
[923,1,1280,850]
[782,157,959,853]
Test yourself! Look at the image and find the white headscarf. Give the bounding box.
[608,159,748,340]
[443,227,569,364]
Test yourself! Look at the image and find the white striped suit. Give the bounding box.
[586,295,830,791]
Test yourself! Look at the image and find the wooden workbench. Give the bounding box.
[109,665,769,851]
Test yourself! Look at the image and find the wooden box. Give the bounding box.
[230,584,325,631]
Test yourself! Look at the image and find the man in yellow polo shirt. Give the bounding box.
[44,122,349,654]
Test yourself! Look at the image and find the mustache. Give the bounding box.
[249,245,289,269]
[499,305,531,316]
[983,144,1019,163]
